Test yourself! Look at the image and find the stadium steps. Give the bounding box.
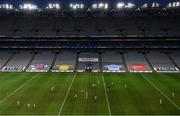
[99,52,102,72]
[121,52,128,72]
[144,53,155,72]
[166,53,180,70]
[74,52,79,72]
[49,52,58,72]
[24,52,36,71]
[0,52,15,70]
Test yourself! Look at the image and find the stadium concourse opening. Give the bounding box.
[0,1,180,115]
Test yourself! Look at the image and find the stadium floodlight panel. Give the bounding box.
[92,2,109,10]
[142,3,148,8]
[167,1,180,8]
[19,3,38,10]
[142,2,160,8]
[116,2,125,9]
[69,3,84,10]
[152,2,160,8]
[124,2,136,8]
[0,4,14,9]
[46,3,60,9]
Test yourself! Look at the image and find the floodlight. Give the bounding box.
[0,4,14,9]
[92,2,108,10]
[104,3,108,9]
[142,3,148,8]
[142,2,160,9]
[167,1,180,8]
[46,3,60,9]
[92,4,97,9]
[69,3,84,10]
[116,2,125,9]
[124,2,135,8]
[152,2,159,8]
[19,3,38,10]
[177,2,180,6]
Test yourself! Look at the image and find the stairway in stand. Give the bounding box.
[143,52,155,72]
[166,52,180,70]
[0,52,15,70]
[99,52,102,72]
[121,52,128,72]
[49,52,58,72]
[24,52,36,72]
[74,52,80,72]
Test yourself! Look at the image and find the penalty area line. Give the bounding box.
[57,73,77,116]
[0,73,38,104]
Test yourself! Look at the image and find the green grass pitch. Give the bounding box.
[0,72,180,115]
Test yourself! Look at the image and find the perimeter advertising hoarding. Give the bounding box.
[30,64,48,70]
[129,64,147,71]
[105,64,124,71]
[154,67,179,72]
[78,58,99,62]
[57,64,73,71]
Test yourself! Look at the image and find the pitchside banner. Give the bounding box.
[129,64,147,71]
[56,64,73,71]
[154,67,179,72]
[30,64,48,70]
[2,67,25,71]
[79,58,99,62]
[105,64,124,71]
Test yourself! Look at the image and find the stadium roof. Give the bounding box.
[0,0,171,6]
[0,1,179,11]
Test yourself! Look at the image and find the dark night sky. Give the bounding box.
[0,0,172,7]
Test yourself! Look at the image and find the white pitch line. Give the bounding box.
[141,74,180,111]
[0,73,38,104]
[101,73,112,116]
[57,73,77,116]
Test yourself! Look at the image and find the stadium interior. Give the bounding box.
[0,1,180,115]
[0,14,179,73]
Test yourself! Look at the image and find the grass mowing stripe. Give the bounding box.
[101,73,112,116]
[141,74,180,111]
[0,73,38,104]
[57,73,77,116]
